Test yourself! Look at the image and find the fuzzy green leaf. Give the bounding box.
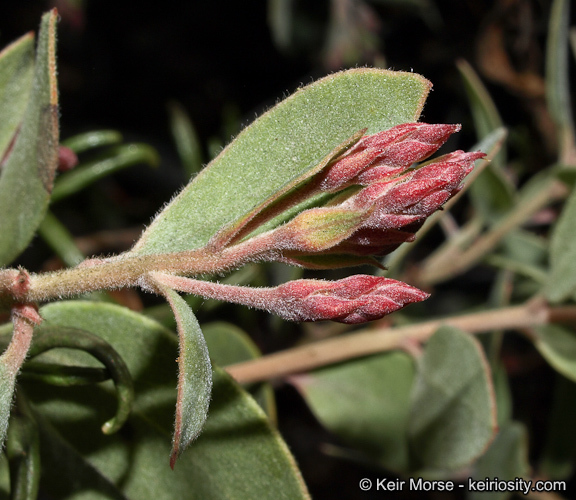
[0,32,35,158]
[156,286,212,468]
[408,326,497,471]
[546,185,576,302]
[469,422,530,500]
[533,324,576,382]
[0,10,59,266]
[130,69,431,256]
[291,352,415,472]
[13,301,309,499]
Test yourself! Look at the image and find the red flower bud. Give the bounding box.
[272,275,429,324]
[347,150,485,230]
[319,123,461,192]
[149,273,429,325]
[222,124,485,269]
[57,146,79,172]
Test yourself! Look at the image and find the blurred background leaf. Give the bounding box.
[0,10,58,266]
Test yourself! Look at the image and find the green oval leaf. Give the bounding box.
[533,324,576,381]
[0,10,59,266]
[408,326,497,471]
[290,352,415,473]
[24,301,309,499]
[546,185,576,303]
[131,69,431,255]
[469,422,530,500]
[0,32,34,157]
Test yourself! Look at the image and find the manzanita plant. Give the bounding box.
[3,2,576,498]
[0,8,481,457]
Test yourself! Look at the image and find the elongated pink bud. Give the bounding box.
[149,273,429,325]
[320,123,461,192]
[271,275,429,324]
[346,150,485,229]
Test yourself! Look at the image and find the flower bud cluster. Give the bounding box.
[253,123,484,263]
[152,122,485,326]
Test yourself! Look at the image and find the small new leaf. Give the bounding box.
[148,277,212,468]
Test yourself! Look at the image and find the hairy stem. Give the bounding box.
[19,246,255,303]
[1,305,42,376]
[225,298,556,384]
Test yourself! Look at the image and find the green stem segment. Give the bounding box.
[7,230,289,304]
